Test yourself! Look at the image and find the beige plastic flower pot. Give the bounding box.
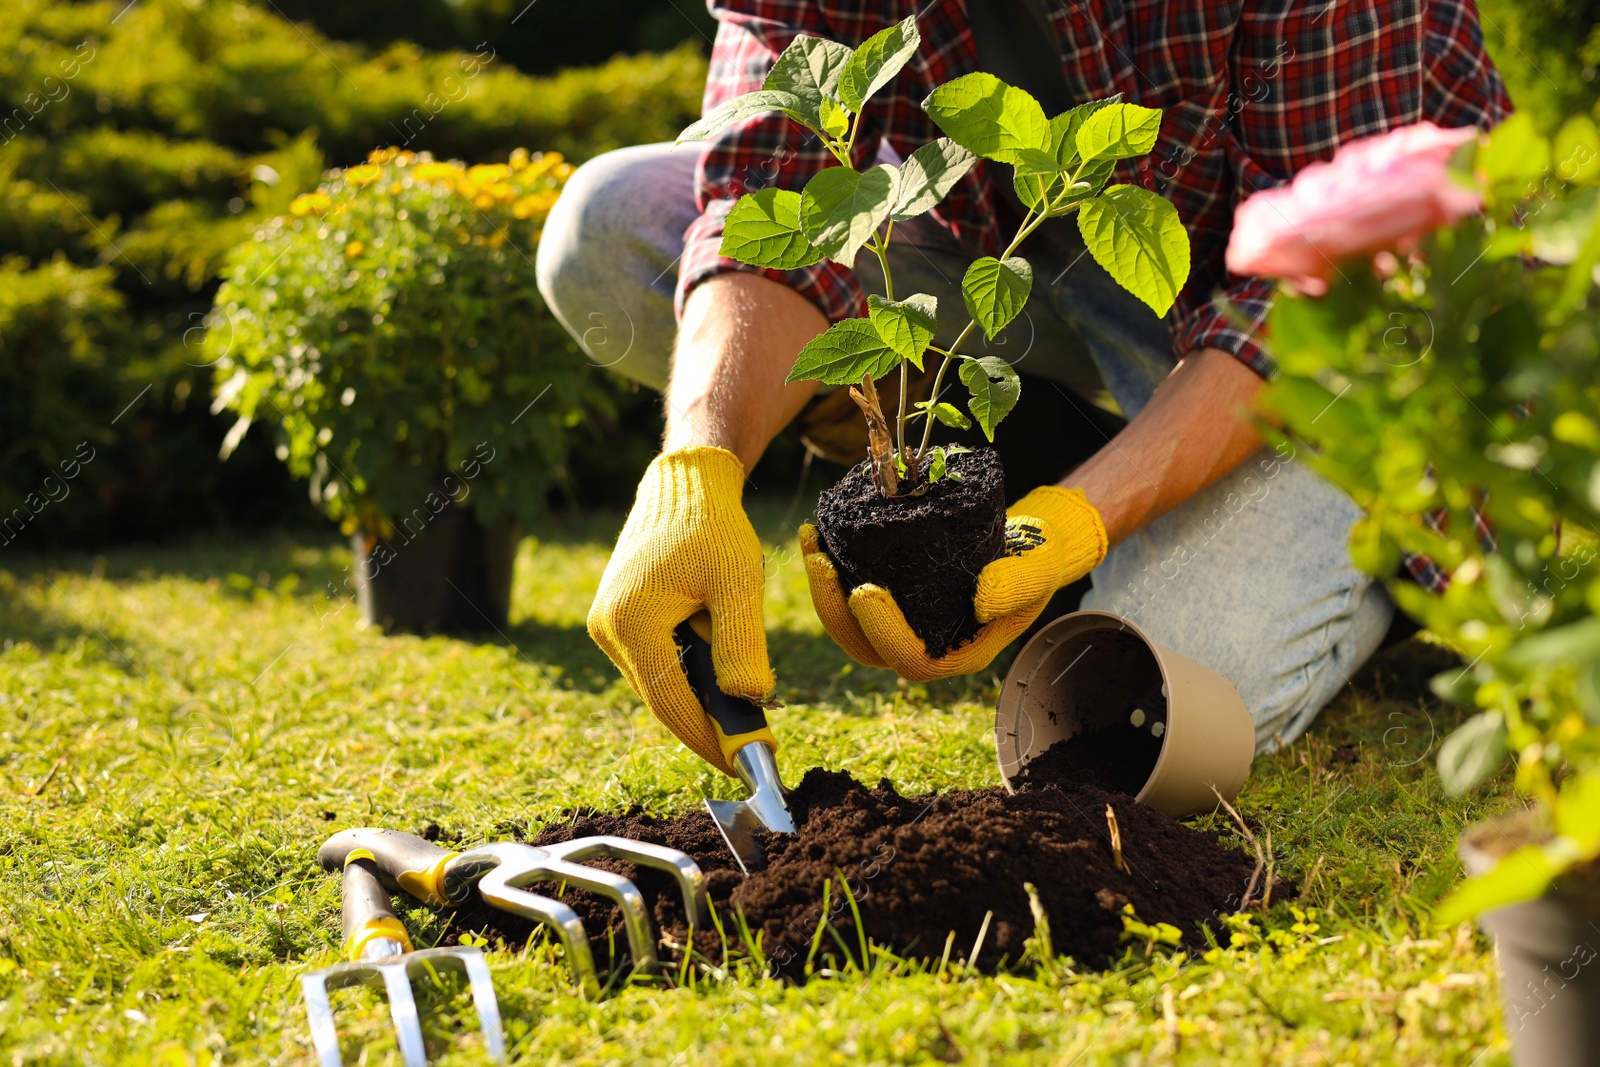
[994,610,1254,817]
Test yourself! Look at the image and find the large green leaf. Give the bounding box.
[867,293,936,367]
[922,72,1050,166]
[786,318,900,385]
[1436,712,1507,796]
[838,15,920,112]
[763,34,853,130]
[891,138,977,220]
[962,256,1033,340]
[678,90,816,143]
[1075,102,1163,164]
[1051,97,1119,166]
[718,189,824,270]
[958,356,1021,440]
[1077,184,1190,315]
[799,164,898,264]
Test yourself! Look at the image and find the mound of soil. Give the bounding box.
[814,448,1006,658]
[440,769,1261,976]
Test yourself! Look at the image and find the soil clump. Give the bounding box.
[813,448,1006,657]
[440,768,1261,976]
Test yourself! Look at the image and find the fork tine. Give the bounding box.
[401,949,505,1063]
[544,836,710,928]
[378,962,429,1067]
[300,973,345,1067]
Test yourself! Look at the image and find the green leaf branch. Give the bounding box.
[679,16,1190,497]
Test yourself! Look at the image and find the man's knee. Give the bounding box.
[535,146,649,318]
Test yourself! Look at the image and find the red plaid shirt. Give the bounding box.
[678,0,1511,381]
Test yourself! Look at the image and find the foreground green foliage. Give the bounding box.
[1260,112,1600,918]
[0,490,1519,1064]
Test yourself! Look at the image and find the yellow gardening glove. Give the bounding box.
[588,446,775,774]
[801,485,1108,682]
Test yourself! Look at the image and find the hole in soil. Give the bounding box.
[440,769,1266,980]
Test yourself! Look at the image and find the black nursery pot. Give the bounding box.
[814,447,1007,657]
[1461,817,1600,1067]
[352,498,519,635]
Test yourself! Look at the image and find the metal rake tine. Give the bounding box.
[545,836,710,928]
[465,844,601,998]
[528,856,658,974]
[403,948,505,1063]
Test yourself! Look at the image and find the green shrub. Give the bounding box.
[211,149,618,532]
[0,0,703,545]
[1259,113,1600,917]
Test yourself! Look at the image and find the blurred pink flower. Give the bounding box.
[1225,121,1483,295]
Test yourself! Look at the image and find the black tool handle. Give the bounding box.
[674,619,770,741]
[336,857,398,953]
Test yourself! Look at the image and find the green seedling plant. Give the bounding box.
[679,15,1189,497]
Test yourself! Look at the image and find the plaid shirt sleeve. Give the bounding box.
[1160,0,1511,377]
[675,2,878,324]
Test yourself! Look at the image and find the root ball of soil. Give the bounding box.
[442,769,1262,978]
[814,448,1006,658]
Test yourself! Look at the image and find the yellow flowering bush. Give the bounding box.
[210,147,609,531]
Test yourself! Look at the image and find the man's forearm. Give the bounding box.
[1066,347,1266,546]
[663,273,826,470]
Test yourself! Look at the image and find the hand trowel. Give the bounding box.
[674,615,795,873]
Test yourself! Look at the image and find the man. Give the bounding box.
[536,0,1510,775]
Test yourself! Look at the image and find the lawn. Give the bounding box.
[0,483,1520,1065]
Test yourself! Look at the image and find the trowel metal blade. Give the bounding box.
[704,797,767,875]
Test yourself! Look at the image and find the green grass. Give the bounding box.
[0,494,1522,1065]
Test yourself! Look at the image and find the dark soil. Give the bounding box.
[813,448,1006,658]
[1016,727,1166,796]
[438,768,1262,977]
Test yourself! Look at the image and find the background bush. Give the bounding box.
[211,149,625,531]
[0,0,703,547]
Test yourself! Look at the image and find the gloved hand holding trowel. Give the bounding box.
[587,444,795,869]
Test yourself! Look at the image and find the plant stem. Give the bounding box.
[911,201,1046,462]
[868,231,911,465]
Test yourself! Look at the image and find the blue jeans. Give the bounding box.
[537,143,1395,752]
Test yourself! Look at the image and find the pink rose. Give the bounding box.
[1225,121,1483,295]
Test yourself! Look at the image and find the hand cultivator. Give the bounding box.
[302,828,710,1063]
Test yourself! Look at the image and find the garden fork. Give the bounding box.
[318,828,709,998]
[301,851,505,1067]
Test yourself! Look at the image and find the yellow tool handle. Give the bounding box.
[340,854,413,960]
[675,614,777,767]
[319,828,463,907]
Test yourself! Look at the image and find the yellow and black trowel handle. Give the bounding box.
[319,829,500,909]
[339,853,413,960]
[674,615,777,771]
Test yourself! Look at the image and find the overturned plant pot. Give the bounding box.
[352,498,519,634]
[995,610,1254,817]
[814,447,1006,657]
[1461,815,1600,1067]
